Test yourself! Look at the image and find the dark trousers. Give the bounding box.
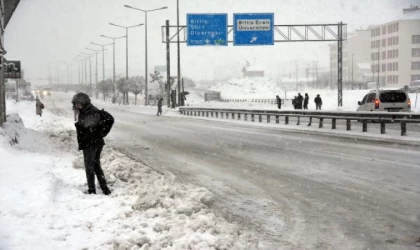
[316,104,322,110]
[83,146,109,194]
[304,103,308,109]
[157,106,162,116]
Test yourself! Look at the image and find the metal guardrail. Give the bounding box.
[219,98,291,105]
[179,107,420,136]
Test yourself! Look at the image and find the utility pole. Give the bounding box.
[166,20,171,108]
[377,48,380,89]
[177,0,182,106]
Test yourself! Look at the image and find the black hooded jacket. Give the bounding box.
[75,103,105,150]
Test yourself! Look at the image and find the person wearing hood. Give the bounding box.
[35,96,44,116]
[314,94,323,110]
[72,92,113,195]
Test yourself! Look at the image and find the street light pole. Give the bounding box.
[124,5,168,106]
[86,48,101,91]
[91,42,112,82]
[100,35,126,101]
[109,23,144,80]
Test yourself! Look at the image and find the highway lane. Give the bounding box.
[46,94,420,249]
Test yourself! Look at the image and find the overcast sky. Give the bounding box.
[4,0,419,84]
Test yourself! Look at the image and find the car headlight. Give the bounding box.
[43,91,48,96]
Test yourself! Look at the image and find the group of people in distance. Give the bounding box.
[275,93,323,110]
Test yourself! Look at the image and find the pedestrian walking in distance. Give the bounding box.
[72,93,114,195]
[157,97,163,116]
[35,96,44,117]
[314,94,323,110]
[276,95,282,109]
[304,93,309,110]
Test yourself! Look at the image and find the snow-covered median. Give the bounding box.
[0,100,258,250]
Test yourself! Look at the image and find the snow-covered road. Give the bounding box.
[43,93,420,249]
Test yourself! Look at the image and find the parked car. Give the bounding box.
[357,89,411,112]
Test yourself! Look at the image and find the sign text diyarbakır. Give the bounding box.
[237,19,271,31]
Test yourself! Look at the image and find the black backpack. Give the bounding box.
[98,109,114,138]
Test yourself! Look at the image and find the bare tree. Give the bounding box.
[129,76,145,106]
[117,78,131,105]
[97,79,113,102]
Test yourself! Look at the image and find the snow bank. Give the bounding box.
[72,148,258,250]
[0,100,259,250]
[209,78,284,99]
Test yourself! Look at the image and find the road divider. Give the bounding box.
[180,108,420,136]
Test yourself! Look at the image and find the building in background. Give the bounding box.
[329,29,371,89]
[0,0,20,125]
[369,6,420,87]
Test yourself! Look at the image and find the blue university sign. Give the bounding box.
[187,14,228,46]
[233,13,274,46]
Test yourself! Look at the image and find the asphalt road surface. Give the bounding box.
[45,94,420,250]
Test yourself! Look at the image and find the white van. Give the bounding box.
[357,89,411,112]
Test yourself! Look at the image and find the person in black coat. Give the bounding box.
[296,93,304,110]
[72,92,112,195]
[292,96,297,110]
[276,95,281,109]
[304,93,309,110]
[314,94,323,110]
[157,97,163,116]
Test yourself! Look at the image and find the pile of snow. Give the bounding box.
[72,149,258,250]
[0,100,259,250]
[209,78,284,99]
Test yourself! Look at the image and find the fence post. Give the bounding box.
[216,112,218,118]
[276,115,279,124]
[267,115,270,123]
[251,114,255,122]
[259,115,262,123]
[211,111,214,117]
[401,121,407,136]
[362,121,367,132]
[332,118,336,129]
[238,113,241,120]
[308,117,312,126]
[221,112,224,119]
[206,111,209,117]
[198,111,200,117]
[319,118,323,128]
[232,113,235,119]
[285,116,289,125]
[381,121,386,134]
[245,113,248,121]
[346,119,351,130]
[297,116,300,125]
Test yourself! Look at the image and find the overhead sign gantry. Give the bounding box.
[162,13,347,106]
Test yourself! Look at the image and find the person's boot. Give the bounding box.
[102,188,111,195]
[84,189,96,195]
